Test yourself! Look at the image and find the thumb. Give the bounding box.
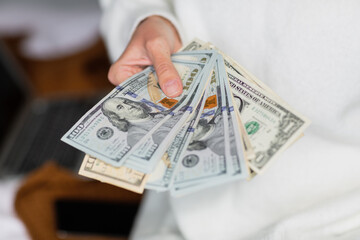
[146,39,183,98]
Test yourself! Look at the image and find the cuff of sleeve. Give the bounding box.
[100,1,184,62]
[129,10,185,50]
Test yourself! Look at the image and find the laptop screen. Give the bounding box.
[0,42,100,176]
[0,44,27,148]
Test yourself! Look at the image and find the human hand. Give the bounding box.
[108,16,183,98]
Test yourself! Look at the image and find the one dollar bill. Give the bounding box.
[79,154,148,194]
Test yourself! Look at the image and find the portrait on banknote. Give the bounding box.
[102,97,153,132]
[102,96,184,147]
[187,108,224,155]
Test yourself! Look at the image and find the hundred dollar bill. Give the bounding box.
[218,55,249,179]
[62,60,206,168]
[123,82,203,173]
[146,92,207,191]
[79,154,148,194]
[179,44,255,162]
[217,57,234,176]
[173,50,211,63]
[179,38,205,51]
[122,56,217,173]
[172,63,231,193]
[171,57,250,196]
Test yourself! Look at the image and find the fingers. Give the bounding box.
[108,40,183,99]
[108,61,143,86]
[108,15,183,98]
[146,38,183,98]
[108,45,152,85]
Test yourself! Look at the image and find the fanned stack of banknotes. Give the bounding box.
[61,39,310,196]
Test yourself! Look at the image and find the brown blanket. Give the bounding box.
[14,162,142,240]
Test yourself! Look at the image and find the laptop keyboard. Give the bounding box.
[1,97,99,176]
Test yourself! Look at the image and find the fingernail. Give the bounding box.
[164,79,183,97]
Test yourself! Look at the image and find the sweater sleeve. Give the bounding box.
[99,0,184,62]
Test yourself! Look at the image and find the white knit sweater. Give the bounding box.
[100,1,360,239]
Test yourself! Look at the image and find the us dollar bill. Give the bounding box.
[204,42,282,99]
[228,72,310,173]
[182,39,310,174]
[213,45,311,173]
[62,60,206,168]
[222,51,310,173]
[179,43,255,164]
[218,55,249,179]
[173,50,212,63]
[123,81,203,173]
[171,56,252,196]
[62,40,311,196]
[145,92,207,191]
[179,38,205,51]
[79,154,148,194]
[172,63,232,194]
[122,56,217,173]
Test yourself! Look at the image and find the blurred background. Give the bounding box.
[0,0,111,96]
[0,1,142,239]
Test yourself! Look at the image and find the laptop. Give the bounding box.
[0,41,102,177]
